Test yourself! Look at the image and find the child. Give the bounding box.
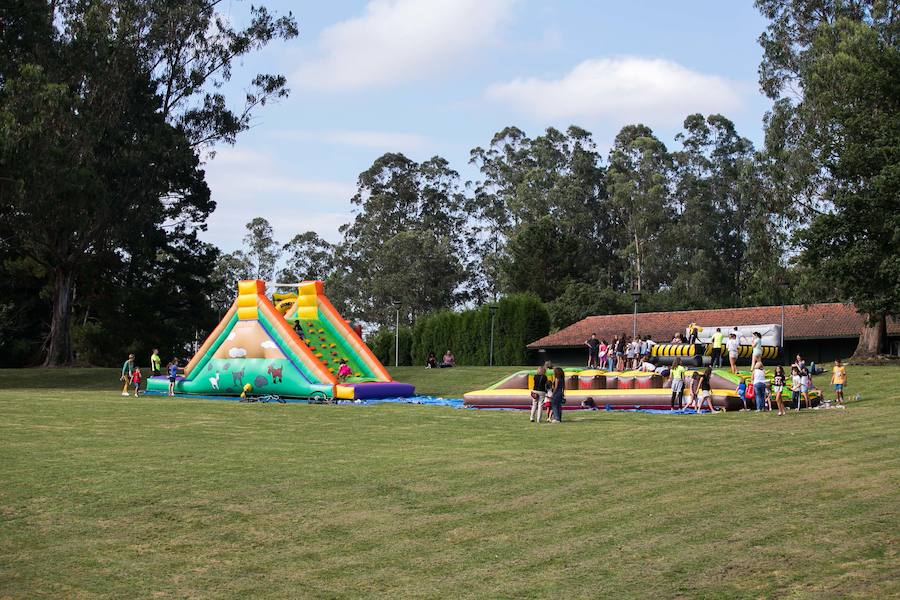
[799,364,812,409]
[772,366,786,416]
[831,359,847,405]
[736,378,749,411]
[697,366,716,413]
[744,376,756,409]
[790,366,802,410]
[131,367,142,397]
[598,339,608,371]
[337,359,352,382]
[167,359,179,396]
[688,371,701,410]
[625,338,637,370]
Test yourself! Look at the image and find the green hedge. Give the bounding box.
[368,327,414,367]
[410,294,550,366]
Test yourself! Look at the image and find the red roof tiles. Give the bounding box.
[528,303,899,348]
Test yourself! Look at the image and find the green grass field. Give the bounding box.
[1,365,898,598]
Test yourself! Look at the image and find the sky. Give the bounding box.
[202,0,773,252]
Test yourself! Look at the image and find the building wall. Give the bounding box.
[783,338,858,364]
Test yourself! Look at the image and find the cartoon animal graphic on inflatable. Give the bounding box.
[267,364,283,383]
[232,368,245,386]
[209,372,220,390]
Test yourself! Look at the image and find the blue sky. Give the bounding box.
[203,0,772,251]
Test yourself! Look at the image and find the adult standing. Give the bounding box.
[530,366,550,423]
[752,359,768,411]
[726,333,740,374]
[710,328,724,368]
[669,358,686,410]
[549,367,566,423]
[120,353,135,396]
[150,349,161,377]
[616,333,627,371]
[585,333,600,368]
[687,323,702,345]
[607,336,618,371]
[751,332,763,364]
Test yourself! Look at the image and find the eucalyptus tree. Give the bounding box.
[606,124,673,293]
[338,153,469,326]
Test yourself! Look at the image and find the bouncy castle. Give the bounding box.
[147,280,414,400]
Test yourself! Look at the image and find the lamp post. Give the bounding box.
[631,289,642,338]
[391,300,401,367]
[488,304,498,366]
[777,279,789,349]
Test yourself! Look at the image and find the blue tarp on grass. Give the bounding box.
[142,390,465,408]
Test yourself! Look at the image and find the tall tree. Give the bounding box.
[0,1,297,365]
[670,114,770,306]
[242,217,280,281]
[756,0,900,356]
[606,124,673,293]
[471,126,610,301]
[278,232,334,283]
[339,153,469,326]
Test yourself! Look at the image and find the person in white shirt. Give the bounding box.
[726,333,740,374]
[751,359,768,411]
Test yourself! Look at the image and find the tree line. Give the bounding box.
[1,0,897,366]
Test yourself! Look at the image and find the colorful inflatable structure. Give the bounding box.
[147,280,414,400]
[650,343,780,365]
[464,368,818,411]
[650,324,782,366]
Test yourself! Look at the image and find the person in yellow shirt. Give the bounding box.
[710,328,724,368]
[669,358,686,410]
[831,359,847,404]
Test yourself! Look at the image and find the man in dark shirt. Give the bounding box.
[585,333,600,368]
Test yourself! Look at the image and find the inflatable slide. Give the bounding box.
[464,368,818,411]
[147,280,414,400]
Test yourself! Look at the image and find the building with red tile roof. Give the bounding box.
[528,303,900,365]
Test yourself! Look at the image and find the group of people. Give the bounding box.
[667,352,846,414]
[529,362,567,423]
[584,333,657,371]
[119,350,180,397]
[585,327,764,377]
[425,350,456,369]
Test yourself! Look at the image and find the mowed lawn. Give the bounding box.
[1,366,898,599]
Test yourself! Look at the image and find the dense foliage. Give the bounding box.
[367,294,549,367]
[756,0,900,355]
[0,0,296,366]
[1,1,896,366]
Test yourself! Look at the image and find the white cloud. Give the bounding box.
[296,0,516,91]
[228,347,247,358]
[260,341,278,349]
[485,57,746,126]
[273,129,429,152]
[201,146,355,250]
[226,332,237,341]
[207,147,355,199]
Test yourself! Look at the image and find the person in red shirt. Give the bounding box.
[131,367,142,397]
